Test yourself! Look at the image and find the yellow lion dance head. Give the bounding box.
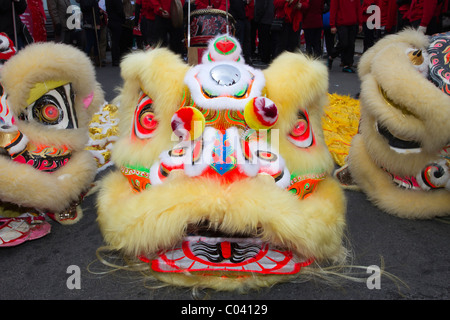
[346,29,450,219]
[96,35,347,291]
[0,42,104,226]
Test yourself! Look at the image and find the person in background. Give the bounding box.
[379,0,397,36]
[322,0,335,58]
[150,0,185,55]
[120,0,134,56]
[245,0,255,62]
[272,0,308,59]
[229,0,250,60]
[328,0,362,73]
[302,0,324,58]
[254,0,274,64]
[396,0,411,31]
[195,0,228,10]
[106,0,125,66]
[361,0,378,52]
[98,0,108,65]
[47,0,71,43]
[135,0,156,48]
[80,0,102,66]
[27,0,47,43]
[0,0,28,49]
[407,0,445,35]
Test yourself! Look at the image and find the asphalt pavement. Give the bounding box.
[1,43,449,302]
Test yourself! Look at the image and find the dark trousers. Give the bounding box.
[140,17,156,46]
[120,26,133,56]
[154,15,183,55]
[330,24,358,67]
[362,23,376,52]
[323,27,335,57]
[108,22,122,64]
[257,23,272,63]
[234,19,252,60]
[84,28,101,57]
[303,27,322,58]
[250,19,257,57]
[273,22,301,58]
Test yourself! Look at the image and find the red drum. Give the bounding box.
[189,9,235,47]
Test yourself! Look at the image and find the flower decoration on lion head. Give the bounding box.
[0,42,104,226]
[97,35,347,291]
[343,29,450,219]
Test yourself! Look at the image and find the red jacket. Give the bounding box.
[284,0,309,31]
[302,0,324,29]
[407,0,442,27]
[274,0,288,19]
[150,0,185,17]
[381,0,397,31]
[137,0,156,20]
[360,0,396,30]
[329,0,361,28]
[245,0,255,20]
[360,0,379,23]
[195,0,229,11]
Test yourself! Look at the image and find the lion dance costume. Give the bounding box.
[335,29,450,219]
[0,36,104,246]
[96,35,347,291]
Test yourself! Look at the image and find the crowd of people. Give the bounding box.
[1,0,449,71]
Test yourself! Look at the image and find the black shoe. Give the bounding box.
[327,57,333,70]
[342,66,355,73]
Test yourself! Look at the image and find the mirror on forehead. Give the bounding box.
[210,64,241,86]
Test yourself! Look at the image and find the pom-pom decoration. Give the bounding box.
[244,97,278,130]
[171,106,205,141]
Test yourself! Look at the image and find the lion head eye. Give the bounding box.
[406,48,428,76]
[287,110,314,148]
[21,83,77,129]
[408,49,424,65]
[132,92,158,139]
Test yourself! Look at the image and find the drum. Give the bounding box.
[189,9,235,47]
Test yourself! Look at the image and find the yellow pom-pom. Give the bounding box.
[244,97,278,130]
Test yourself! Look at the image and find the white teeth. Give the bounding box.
[389,146,422,154]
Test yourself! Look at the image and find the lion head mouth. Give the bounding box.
[139,219,313,276]
[145,236,313,276]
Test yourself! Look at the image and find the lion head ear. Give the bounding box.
[358,28,429,78]
[1,42,104,126]
[120,48,190,103]
[263,52,329,131]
